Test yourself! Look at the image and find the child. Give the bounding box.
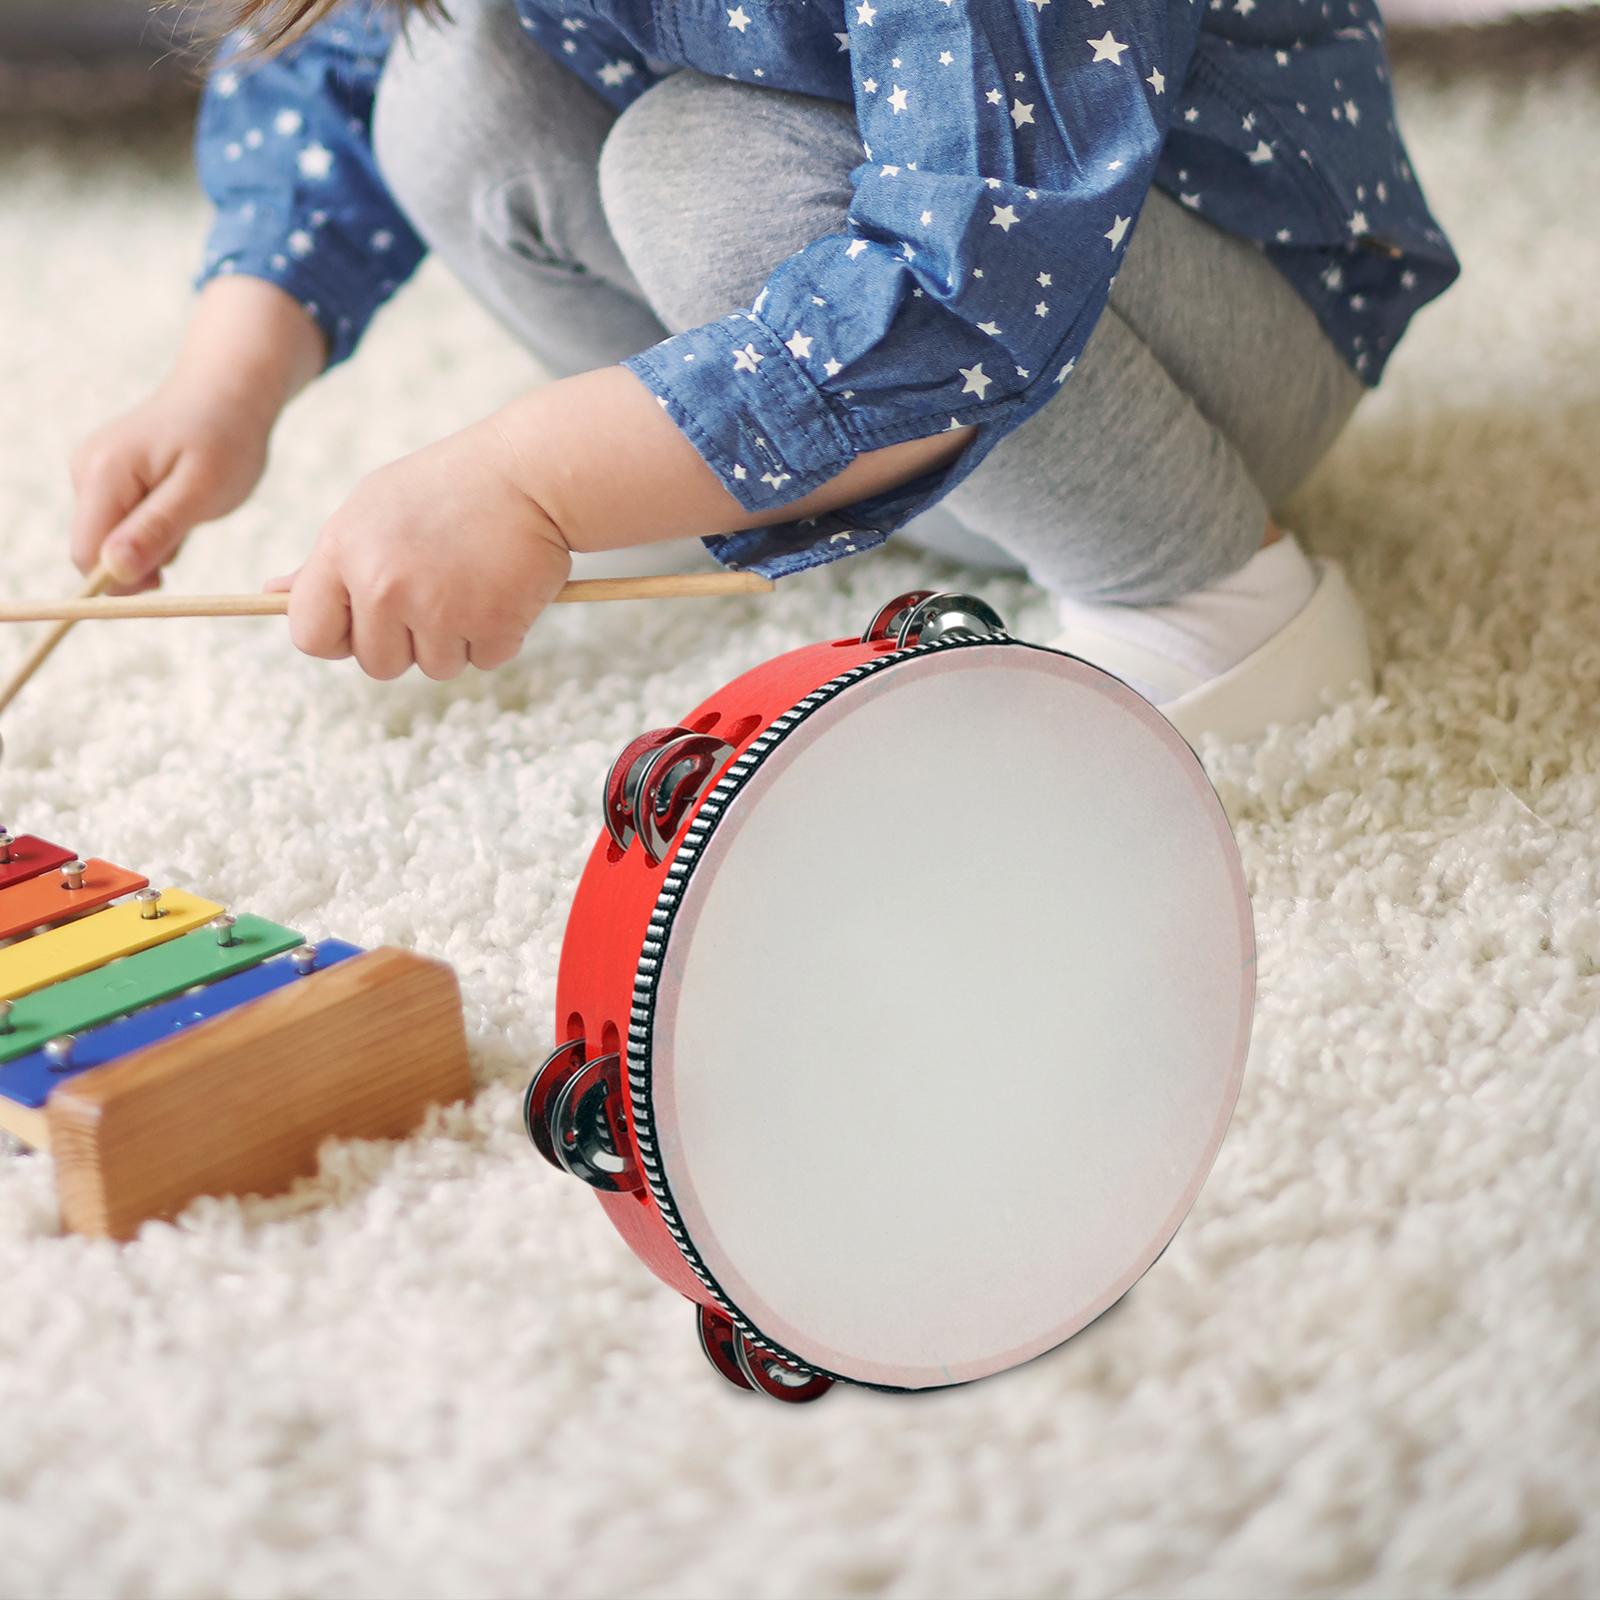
[69,0,1457,740]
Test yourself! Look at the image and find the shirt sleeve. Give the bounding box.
[622,0,1204,579]
[194,10,425,368]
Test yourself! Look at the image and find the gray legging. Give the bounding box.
[371,0,1366,605]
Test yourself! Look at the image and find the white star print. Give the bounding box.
[1011,100,1035,129]
[977,321,1002,336]
[1037,272,1052,286]
[371,230,394,251]
[1055,359,1076,383]
[274,110,303,136]
[1344,100,1361,125]
[732,464,747,480]
[856,0,877,23]
[960,363,992,399]
[823,358,844,376]
[834,31,850,50]
[863,77,878,93]
[1035,302,1049,316]
[985,88,1003,106]
[727,5,751,31]
[1247,139,1274,164]
[939,51,954,66]
[598,60,636,88]
[1235,0,1255,13]
[1027,0,1050,10]
[214,71,239,97]
[733,344,765,373]
[920,209,933,225]
[1183,106,1199,122]
[1088,32,1129,66]
[760,471,792,491]
[1179,192,1202,210]
[1105,214,1131,248]
[1146,69,1165,95]
[888,85,910,114]
[1349,210,1370,235]
[297,144,333,180]
[287,229,314,257]
[845,239,870,259]
[990,204,1020,231]
[785,330,813,360]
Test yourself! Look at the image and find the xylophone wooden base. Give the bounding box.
[0,949,471,1240]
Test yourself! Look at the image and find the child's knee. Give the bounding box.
[597,77,721,328]
[373,1,602,263]
[371,10,486,246]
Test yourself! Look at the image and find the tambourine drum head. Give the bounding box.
[643,645,1252,1389]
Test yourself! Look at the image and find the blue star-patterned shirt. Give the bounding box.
[197,0,1458,579]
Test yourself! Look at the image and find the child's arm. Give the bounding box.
[268,366,973,681]
[71,10,421,589]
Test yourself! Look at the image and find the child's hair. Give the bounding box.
[212,0,446,57]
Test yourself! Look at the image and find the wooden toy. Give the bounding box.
[0,569,772,725]
[525,590,1256,1401]
[0,829,471,1239]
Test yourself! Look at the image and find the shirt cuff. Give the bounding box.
[623,313,860,512]
[196,208,413,369]
[626,312,975,579]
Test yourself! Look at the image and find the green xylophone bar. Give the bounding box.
[0,914,303,1064]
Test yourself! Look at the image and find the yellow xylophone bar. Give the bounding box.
[0,889,222,1001]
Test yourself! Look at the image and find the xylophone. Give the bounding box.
[527,589,1256,1402]
[0,826,470,1238]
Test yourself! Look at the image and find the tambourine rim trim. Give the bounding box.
[627,629,1253,1392]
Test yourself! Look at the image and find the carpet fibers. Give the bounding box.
[1,28,1597,1600]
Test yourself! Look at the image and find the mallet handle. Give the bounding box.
[0,571,772,624]
[0,562,114,715]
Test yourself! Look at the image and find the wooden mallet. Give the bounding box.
[0,569,772,731]
[0,561,115,719]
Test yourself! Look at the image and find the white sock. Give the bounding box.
[1049,532,1319,704]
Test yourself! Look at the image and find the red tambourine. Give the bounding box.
[526,591,1254,1402]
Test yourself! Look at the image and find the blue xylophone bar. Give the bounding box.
[0,939,364,1110]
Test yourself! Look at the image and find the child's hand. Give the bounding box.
[70,380,273,592]
[69,278,325,591]
[266,421,573,681]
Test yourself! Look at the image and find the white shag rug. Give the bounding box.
[2,32,1598,1600]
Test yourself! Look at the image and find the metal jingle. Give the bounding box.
[603,726,692,854]
[549,1052,643,1193]
[694,1303,756,1393]
[632,732,734,866]
[523,1037,586,1172]
[732,1331,834,1404]
[894,591,1008,650]
[860,589,937,645]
